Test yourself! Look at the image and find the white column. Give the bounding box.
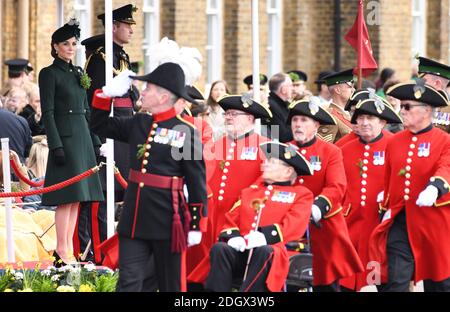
[104,0,115,238]
[1,138,15,262]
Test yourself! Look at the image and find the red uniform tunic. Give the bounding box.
[183,116,215,276]
[340,132,393,290]
[290,137,364,286]
[335,131,358,148]
[218,183,313,291]
[369,127,450,284]
[188,131,268,282]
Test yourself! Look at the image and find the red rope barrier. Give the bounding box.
[9,157,45,188]
[114,167,128,189]
[0,165,102,198]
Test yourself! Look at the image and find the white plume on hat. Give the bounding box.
[146,37,202,86]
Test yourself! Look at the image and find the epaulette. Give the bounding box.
[84,46,105,71]
[176,115,197,130]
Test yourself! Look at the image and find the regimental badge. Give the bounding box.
[154,127,186,147]
[309,97,320,116]
[373,151,385,166]
[309,156,322,171]
[271,191,296,203]
[413,78,426,99]
[417,142,431,157]
[240,147,258,160]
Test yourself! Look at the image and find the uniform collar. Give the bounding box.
[228,129,254,141]
[359,132,384,144]
[53,57,74,72]
[411,123,433,135]
[265,181,292,186]
[153,107,177,122]
[295,136,317,148]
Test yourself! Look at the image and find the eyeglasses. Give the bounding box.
[345,82,355,88]
[222,111,249,118]
[400,103,428,111]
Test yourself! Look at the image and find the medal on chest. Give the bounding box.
[433,111,450,126]
[309,155,322,171]
[271,191,296,203]
[240,147,258,160]
[373,151,385,165]
[154,127,186,147]
[417,142,430,157]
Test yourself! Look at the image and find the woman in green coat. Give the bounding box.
[39,19,103,265]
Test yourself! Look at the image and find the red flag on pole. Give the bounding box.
[345,0,378,78]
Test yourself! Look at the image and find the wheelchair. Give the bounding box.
[284,228,313,292]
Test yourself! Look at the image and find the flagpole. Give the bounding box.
[104,0,115,239]
[251,0,261,135]
[357,0,363,89]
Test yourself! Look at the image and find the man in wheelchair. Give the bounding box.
[205,141,314,292]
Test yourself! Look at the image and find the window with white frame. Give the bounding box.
[206,0,222,91]
[411,0,426,57]
[74,0,91,66]
[267,0,282,77]
[143,0,160,74]
[57,0,64,27]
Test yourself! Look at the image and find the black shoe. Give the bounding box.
[53,251,67,268]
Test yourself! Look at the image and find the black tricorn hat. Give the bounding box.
[259,141,313,176]
[288,70,308,83]
[243,74,268,86]
[131,62,196,103]
[185,85,205,101]
[344,88,390,111]
[288,99,336,125]
[351,98,402,124]
[98,4,137,25]
[386,79,449,107]
[217,94,272,119]
[4,58,29,75]
[52,19,81,43]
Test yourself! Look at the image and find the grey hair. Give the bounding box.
[155,85,179,105]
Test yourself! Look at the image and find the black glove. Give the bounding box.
[53,147,66,166]
[379,209,386,223]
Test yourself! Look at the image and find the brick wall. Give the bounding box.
[428,0,442,60]
[377,0,413,81]
[2,0,450,91]
[439,0,450,63]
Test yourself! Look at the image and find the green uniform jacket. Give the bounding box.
[39,57,104,205]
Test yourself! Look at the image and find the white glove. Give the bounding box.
[311,204,322,223]
[416,185,439,207]
[377,191,384,203]
[227,236,246,252]
[102,69,135,97]
[187,231,202,247]
[244,231,267,250]
[99,143,108,157]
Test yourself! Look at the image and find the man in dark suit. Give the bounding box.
[90,63,207,292]
[0,107,32,163]
[261,73,294,142]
